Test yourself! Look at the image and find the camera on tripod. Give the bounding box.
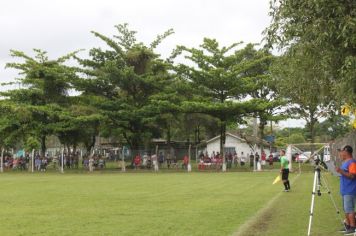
[314,157,328,170]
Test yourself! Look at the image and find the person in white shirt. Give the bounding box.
[240,152,246,166]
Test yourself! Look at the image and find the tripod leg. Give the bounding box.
[308,170,318,236]
[321,174,344,224]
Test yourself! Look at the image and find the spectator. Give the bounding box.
[172,156,178,169]
[249,153,254,167]
[261,151,266,167]
[198,157,205,170]
[65,154,71,169]
[240,152,246,166]
[227,152,233,169]
[182,155,189,170]
[255,152,260,168]
[166,153,172,169]
[40,158,47,172]
[268,153,274,166]
[25,154,30,170]
[233,151,238,168]
[53,155,58,169]
[142,153,148,168]
[146,155,152,169]
[35,157,41,171]
[158,152,164,167]
[83,158,89,169]
[134,155,141,169]
[151,154,158,171]
[89,156,94,172]
[98,158,105,169]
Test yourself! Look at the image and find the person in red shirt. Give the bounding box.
[261,151,266,167]
[183,155,189,170]
[134,155,141,170]
[268,154,274,167]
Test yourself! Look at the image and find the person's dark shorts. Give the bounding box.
[282,168,289,180]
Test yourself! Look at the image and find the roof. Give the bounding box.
[206,132,246,144]
[206,131,270,147]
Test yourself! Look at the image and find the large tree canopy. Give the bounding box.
[75,24,176,150]
[1,49,79,155]
[174,39,277,155]
[265,0,356,104]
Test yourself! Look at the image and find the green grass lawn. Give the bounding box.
[0,171,342,236]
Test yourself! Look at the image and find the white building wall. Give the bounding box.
[206,135,271,157]
[206,139,221,156]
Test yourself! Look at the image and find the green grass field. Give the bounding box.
[0,171,343,236]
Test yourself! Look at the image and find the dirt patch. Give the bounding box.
[233,174,300,236]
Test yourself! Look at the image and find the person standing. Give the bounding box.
[280,149,290,192]
[183,155,189,170]
[249,153,254,168]
[268,153,274,167]
[261,151,266,166]
[151,154,158,171]
[336,145,356,235]
[240,152,245,166]
[89,156,94,172]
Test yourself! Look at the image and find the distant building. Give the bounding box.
[206,132,271,156]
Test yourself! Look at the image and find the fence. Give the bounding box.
[330,131,356,166]
[0,143,273,173]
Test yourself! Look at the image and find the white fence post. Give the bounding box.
[61,148,64,173]
[0,149,4,173]
[31,149,35,173]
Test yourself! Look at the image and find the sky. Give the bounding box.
[0,0,305,128]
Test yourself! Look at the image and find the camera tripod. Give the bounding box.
[307,164,343,236]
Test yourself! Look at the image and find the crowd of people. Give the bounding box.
[197,150,275,170]
[0,148,278,173]
[130,152,187,170]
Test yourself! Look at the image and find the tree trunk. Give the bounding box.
[40,135,46,157]
[220,120,226,160]
[259,122,265,154]
[309,120,316,153]
[308,111,317,153]
[166,123,171,156]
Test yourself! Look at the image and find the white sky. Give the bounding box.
[0,0,304,127]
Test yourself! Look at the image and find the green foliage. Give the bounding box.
[174,39,280,152]
[1,49,81,154]
[24,137,40,152]
[265,0,356,104]
[76,24,175,149]
[271,43,334,143]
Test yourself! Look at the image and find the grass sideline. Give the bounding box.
[0,171,342,236]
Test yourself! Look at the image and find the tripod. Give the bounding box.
[307,164,342,236]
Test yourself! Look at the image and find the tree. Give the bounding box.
[265,0,356,105]
[76,24,175,151]
[271,44,333,146]
[2,49,79,156]
[273,42,334,146]
[243,47,287,150]
[174,39,273,157]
